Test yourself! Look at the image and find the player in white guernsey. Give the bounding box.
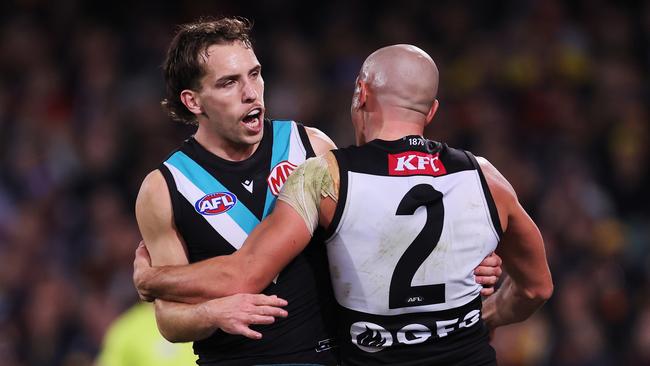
[135,44,546,365]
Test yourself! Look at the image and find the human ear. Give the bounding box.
[425,99,439,125]
[180,90,202,115]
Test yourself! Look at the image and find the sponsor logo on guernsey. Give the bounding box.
[267,160,298,196]
[350,322,393,353]
[350,309,481,353]
[195,192,237,215]
[388,151,447,176]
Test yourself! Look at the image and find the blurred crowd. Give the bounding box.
[0,0,648,365]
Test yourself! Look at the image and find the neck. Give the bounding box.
[364,109,426,142]
[194,126,260,161]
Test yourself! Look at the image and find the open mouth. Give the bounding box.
[243,108,262,124]
[241,107,263,134]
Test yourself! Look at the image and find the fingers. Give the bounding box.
[206,294,290,341]
[255,305,288,318]
[239,294,288,317]
[249,294,288,307]
[474,266,502,278]
[475,274,499,286]
[228,314,278,339]
[475,252,502,297]
[220,309,283,340]
[480,286,495,297]
[134,242,152,265]
[474,252,503,280]
[479,252,502,267]
[234,325,263,340]
[247,314,277,325]
[133,240,155,301]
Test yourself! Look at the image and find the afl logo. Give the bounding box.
[267,160,298,196]
[195,192,237,215]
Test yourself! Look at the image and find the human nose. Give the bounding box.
[242,81,258,103]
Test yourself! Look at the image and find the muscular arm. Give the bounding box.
[135,152,505,302]
[134,213,311,303]
[134,127,337,302]
[135,156,335,301]
[135,170,218,341]
[477,157,553,329]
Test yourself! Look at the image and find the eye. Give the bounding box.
[221,79,236,88]
[250,68,261,79]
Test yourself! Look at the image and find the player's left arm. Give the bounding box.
[477,157,553,329]
[305,126,337,155]
[229,154,339,290]
[134,201,316,298]
[134,156,335,297]
[226,200,315,291]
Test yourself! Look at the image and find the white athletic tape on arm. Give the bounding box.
[278,155,338,235]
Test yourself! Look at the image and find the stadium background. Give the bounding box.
[0,0,648,365]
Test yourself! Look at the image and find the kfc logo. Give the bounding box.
[388,151,447,176]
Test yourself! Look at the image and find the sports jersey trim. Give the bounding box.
[163,157,249,249]
[263,120,293,217]
[464,151,503,239]
[165,151,260,235]
[296,123,316,158]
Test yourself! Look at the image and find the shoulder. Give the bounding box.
[135,170,172,224]
[305,126,337,155]
[298,153,337,177]
[137,170,168,206]
[284,152,339,195]
[475,156,518,213]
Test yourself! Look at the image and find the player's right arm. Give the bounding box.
[477,158,554,329]
[135,170,219,341]
[135,171,287,341]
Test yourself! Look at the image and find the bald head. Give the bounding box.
[357,44,439,115]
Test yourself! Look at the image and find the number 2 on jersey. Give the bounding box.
[389,184,446,309]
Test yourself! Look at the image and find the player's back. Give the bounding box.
[325,136,501,365]
[159,119,337,365]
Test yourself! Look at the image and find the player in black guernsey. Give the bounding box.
[156,119,339,364]
[135,39,514,365]
[134,18,340,365]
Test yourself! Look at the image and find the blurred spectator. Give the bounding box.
[95,302,196,366]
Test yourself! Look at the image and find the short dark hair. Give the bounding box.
[161,16,253,125]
